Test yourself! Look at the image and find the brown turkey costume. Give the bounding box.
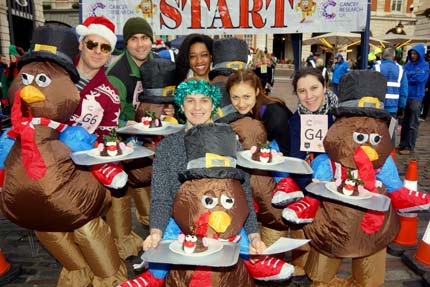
[165,123,254,286]
[0,25,127,286]
[218,114,310,274]
[121,58,179,241]
[303,70,400,286]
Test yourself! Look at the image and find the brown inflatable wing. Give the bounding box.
[1,133,110,232]
[230,117,289,230]
[303,187,400,258]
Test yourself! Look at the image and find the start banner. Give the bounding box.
[81,0,368,35]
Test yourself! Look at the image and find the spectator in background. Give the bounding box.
[399,44,429,155]
[331,54,349,95]
[252,49,274,94]
[373,46,408,146]
[368,53,376,69]
[374,47,382,62]
[316,58,327,82]
[395,47,405,65]
[306,51,320,68]
[420,46,430,121]
[175,33,213,83]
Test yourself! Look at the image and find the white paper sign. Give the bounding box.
[300,114,328,153]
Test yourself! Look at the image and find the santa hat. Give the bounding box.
[76,16,117,49]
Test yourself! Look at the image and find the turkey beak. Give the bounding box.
[360,146,379,161]
[208,211,231,233]
[20,85,46,104]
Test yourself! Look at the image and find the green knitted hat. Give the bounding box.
[123,17,153,44]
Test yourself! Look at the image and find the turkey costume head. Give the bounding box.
[173,123,249,239]
[324,70,392,170]
[8,24,80,122]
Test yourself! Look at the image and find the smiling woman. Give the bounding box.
[175,34,213,82]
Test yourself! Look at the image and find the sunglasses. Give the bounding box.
[84,40,112,54]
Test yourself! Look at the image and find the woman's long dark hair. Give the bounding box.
[175,34,213,83]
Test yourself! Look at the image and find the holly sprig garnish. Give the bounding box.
[145,110,158,120]
[258,141,271,149]
[346,170,364,186]
[102,128,119,144]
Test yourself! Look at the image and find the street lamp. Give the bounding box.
[395,22,404,34]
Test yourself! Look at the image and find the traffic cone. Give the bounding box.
[404,159,418,191]
[415,221,430,266]
[388,159,419,256]
[0,249,21,285]
[402,220,430,275]
[0,249,10,276]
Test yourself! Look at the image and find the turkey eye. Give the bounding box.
[220,194,234,209]
[353,132,369,144]
[201,195,218,209]
[369,133,382,145]
[21,73,34,85]
[35,73,51,87]
[185,235,192,241]
[190,235,197,242]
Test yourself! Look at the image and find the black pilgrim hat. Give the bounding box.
[179,123,245,183]
[18,24,79,83]
[208,38,249,81]
[333,70,392,122]
[138,58,178,104]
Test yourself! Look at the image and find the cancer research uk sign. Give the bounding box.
[81,0,367,35]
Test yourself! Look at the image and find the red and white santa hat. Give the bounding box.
[76,16,117,49]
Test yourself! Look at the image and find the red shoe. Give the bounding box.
[282,196,320,224]
[118,270,164,287]
[244,256,294,281]
[389,187,430,213]
[272,177,303,206]
[90,162,128,189]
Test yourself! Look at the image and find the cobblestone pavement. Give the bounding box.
[1,77,430,287]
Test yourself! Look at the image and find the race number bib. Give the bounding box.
[260,64,268,74]
[300,114,328,153]
[76,96,104,133]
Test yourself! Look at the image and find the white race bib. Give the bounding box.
[300,114,328,153]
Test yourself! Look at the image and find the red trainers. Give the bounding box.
[389,187,430,213]
[90,162,128,189]
[244,256,294,281]
[272,177,303,206]
[282,196,320,224]
[118,270,164,287]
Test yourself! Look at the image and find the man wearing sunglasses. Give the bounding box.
[68,16,120,142]
[107,17,159,127]
[68,16,145,262]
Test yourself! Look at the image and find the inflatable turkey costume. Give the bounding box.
[166,123,254,286]
[0,24,127,286]
[303,70,430,286]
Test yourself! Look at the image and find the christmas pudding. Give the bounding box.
[98,129,126,157]
[141,110,163,129]
[250,142,275,163]
[179,234,209,254]
[336,171,364,196]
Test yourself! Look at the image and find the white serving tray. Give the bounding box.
[70,145,154,166]
[236,151,313,174]
[306,181,391,211]
[116,122,185,136]
[141,240,240,267]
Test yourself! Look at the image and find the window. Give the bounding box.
[391,0,403,12]
[244,34,254,49]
